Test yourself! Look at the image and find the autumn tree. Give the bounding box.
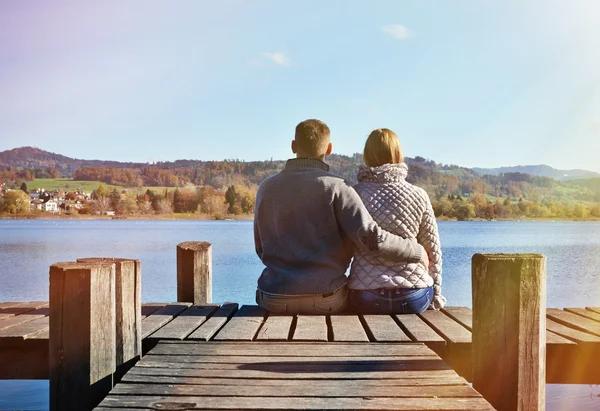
[20,182,28,193]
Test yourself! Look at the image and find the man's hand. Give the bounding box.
[420,245,429,271]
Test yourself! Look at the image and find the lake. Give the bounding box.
[1,219,599,410]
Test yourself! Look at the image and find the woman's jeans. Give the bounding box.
[256,286,348,315]
[349,286,434,314]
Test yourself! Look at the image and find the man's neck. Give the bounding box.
[296,154,326,161]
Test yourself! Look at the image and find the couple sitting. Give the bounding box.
[254,119,445,315]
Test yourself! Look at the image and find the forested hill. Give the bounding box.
[1,146,600,204]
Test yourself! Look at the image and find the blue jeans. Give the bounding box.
[349,286,434,314]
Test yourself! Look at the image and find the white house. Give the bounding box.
[42,200,59,213]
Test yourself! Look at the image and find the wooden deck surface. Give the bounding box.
[95,341,495,411]
[1,302,600,383]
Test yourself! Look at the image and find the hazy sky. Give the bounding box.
[1,0,599,171]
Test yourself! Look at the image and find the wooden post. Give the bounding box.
[177,241,212,304]
[77,258,142,369]
[49,261,116,411]
[472,253,546,411]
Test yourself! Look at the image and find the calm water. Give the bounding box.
[1,219,599,410]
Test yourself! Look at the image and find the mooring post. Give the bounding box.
[49,261,116,411]
[77,258,142,374]
[472,253,546,411]
[177,241,212,304]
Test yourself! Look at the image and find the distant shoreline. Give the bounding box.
[1,213,599,222]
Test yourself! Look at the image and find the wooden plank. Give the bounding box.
[0,316,49,340]
[361,315,411,342]
[256,314,294,341]
[110,382,480,398]
[0,340,49,379]
[547,308,600,337]
[588,307,600,315]
[148,305,219,340]
[127,365,458,379]
[98,395,495,410]
[395,314,445,348]
[121,373,468,386]
[565,307,600,322]
[143,355,439,364]
[329,315,369,342]
[141,303,167,319]
[419,311,471,344]
[187,303,238,341]
[212,305,265,341]
[0,302,47,320]
[0,308,48,331]
[545,318,600,343]
[149,341,435,357]
[0,302,20,310]
[546,330,577,345]
[442,307,473,330]
[292,315,328,341]
[141,302,192,339]
[136,358,451,372]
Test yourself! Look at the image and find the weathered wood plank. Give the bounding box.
[545,318,600,343]
[0,316,49,340]
[141,303,192,339]
[98,395,495,410]
[564,307,600,322]
[394,314,446,349]
[418,311,471,344]
[110,382,480,398]
[0,302,48,320]
[127,365,459,379]
[0,339,48,379]
[588,307,600,315]
[256,314,294,341]
[330,315,369,342]
[547,308,600,337]
[293,315,328,341]
[187,303,238,341]
[150,341,435,357]
[148,305,219,340]
[141,303,167,319]
[362,315,411,342]
[121,373,468,386]
[0,307,48,331]
[442,307,473,330]
[143,354,438,364]
[213,305,266,341]
[135,359,451,373]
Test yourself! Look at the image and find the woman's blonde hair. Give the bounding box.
[363,128,404,167]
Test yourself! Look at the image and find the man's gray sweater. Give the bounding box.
[254,158,425,295]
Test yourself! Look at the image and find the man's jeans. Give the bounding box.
[349,286,433,314]
[256,286,347,315]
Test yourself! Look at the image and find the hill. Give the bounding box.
[472,164,600,181]
[0,146,149,175]
[2,146,600,206]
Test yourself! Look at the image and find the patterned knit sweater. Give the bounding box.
[348,162,446,309]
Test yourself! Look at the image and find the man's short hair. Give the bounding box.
[295,119,330,157]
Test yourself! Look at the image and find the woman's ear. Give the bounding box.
[325,142,333,157]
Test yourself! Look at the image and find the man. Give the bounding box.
[254,119,428,314]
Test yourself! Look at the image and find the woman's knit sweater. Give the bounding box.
[349,162,446,309]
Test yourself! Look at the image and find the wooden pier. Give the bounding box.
[0,245,597,410]
[1,301,599,384]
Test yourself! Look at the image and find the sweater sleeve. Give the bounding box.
[334,182,424,263]
[416,192,446,309]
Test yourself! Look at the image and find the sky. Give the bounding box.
[1,0,599,171]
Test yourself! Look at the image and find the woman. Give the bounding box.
[348,128,446,313]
